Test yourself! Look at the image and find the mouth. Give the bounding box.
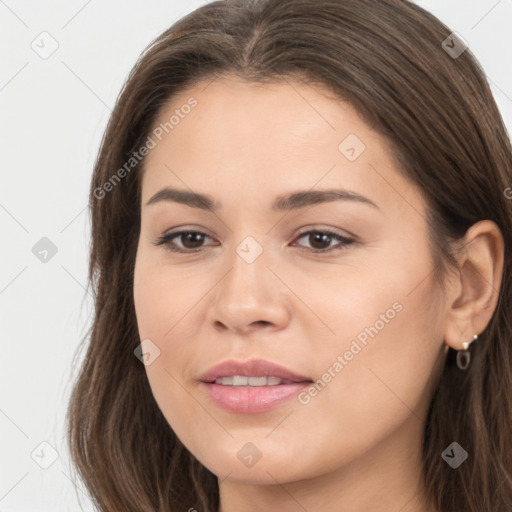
[199,358,313,384]
[199,359,313,413]
[211,375,299,386]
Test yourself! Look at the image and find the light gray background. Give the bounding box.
[1,1,511,510]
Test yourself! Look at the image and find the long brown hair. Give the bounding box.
[66,0,512,510]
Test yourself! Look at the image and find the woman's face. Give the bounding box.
[133,76,448,486]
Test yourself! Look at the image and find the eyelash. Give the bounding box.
[152,228,356,254]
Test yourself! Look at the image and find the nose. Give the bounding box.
[208,243,291,335]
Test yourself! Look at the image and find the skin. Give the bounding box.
[132,75,504,512]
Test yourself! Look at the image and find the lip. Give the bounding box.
[201,382,311,413]
[199,359,313,414]
[199,358,312,383]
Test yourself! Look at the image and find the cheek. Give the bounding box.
[315,267,444,434]
[133,248,202,339]
[133,253,209,426]
[295,243,445,451]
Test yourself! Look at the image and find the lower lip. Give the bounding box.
[201,382,311,413]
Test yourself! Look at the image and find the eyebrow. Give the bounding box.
[145,187,379,212]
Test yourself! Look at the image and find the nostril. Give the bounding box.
[213,320,227,331]
[212,319,272,334]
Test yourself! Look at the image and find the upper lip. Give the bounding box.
[199,359,313,383]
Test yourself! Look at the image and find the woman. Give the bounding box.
[67,0,512,511]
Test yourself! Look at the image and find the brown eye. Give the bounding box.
[176,232,208,249]
[293,230,355,252]
[154,230,216,253]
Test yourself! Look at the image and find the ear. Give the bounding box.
[443,220,505,350]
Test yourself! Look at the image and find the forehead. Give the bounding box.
[139,75,424,220]
[146,75,371,156]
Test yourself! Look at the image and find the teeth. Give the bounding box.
[233,375,247,386]
[214,375,287,386]
[248,376,267,386]
[216,376,234,386]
